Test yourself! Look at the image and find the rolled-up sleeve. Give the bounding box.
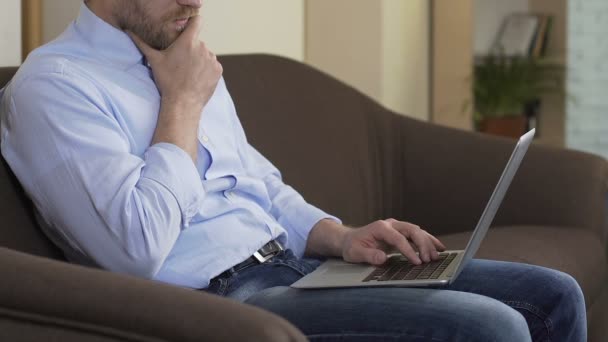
[142,143,204,227]
[1,70,205,278]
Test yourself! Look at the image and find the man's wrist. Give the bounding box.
[153,97,202,161]
[160,95,203,119]
[305,218,351,258]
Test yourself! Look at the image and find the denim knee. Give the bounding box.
[467,297,532,342]
[544,270,587,340]
[551,271,586,312]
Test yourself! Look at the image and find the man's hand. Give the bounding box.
[127,16,222,161]
[341,219,446,266]
[128,15,223,111]
[305,219,446,266]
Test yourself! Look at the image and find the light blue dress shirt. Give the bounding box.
[0,4,339,288]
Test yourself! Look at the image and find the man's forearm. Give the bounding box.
[152,97,201,162]
[304,219,351,258]
[131,15,222,164]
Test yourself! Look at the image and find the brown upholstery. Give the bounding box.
[0,247,306,342]
[1,54,608,340]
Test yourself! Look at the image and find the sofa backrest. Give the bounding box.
[219,54,412,225]
[0,67,64,259]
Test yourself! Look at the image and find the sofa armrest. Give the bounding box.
[396,117,608,243]
[0,247,306,342]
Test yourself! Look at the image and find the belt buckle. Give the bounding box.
[252,240,283,263]
[252,250,272,263]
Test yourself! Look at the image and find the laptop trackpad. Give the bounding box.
[324,264,369,275]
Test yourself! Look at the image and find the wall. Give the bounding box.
[0,0,22,66]
[42,0,80,43]
[306,0,430,120]
[201,0,304,61]
[432,0,473,130]
[566,0,608,158]
[382,1,429,119]
[306,0,383,101]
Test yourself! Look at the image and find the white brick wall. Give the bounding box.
[566,0,608,158]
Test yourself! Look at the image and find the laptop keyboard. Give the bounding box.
[362,252,457,282]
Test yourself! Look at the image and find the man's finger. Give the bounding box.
[428,233,447,251]
[390,220,443,261]
[390,222,430,262]
[127,30,159,62]
[351,247,387,266]
[168,15,203,51]
[409,228,435,262]
[177,15,203,44]
[387,219,435,262]
[374,223,421,265]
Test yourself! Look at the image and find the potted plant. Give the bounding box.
[470,54,565,138]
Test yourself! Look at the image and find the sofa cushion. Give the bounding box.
[437,225,607,307]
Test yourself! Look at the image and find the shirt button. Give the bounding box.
[201,135,209,142]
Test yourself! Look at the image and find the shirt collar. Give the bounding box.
[74,3,145,69]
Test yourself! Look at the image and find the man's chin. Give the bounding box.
[159,29,182,48]
[150,33,178,50]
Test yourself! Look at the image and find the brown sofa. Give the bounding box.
[1,54,607,341]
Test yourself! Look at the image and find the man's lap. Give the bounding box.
[246,284,531,342]
[203,250,586,341]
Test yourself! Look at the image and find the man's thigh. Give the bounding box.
[245,283,531,342]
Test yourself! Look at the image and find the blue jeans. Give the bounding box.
[204,250,587,342]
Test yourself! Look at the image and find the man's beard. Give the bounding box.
[114,1,197,50]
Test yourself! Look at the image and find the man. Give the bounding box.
[0,0,586,341]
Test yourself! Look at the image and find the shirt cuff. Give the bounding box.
[286,204,341,258]
[140,143,205,228]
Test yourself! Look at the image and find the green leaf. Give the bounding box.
[468,53,566,119]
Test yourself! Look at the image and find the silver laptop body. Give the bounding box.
[291,129,536,289]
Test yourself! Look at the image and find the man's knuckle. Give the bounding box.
[374,220,389,228]
[402,242,414,252]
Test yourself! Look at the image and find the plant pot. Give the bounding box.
[478,116,527,138]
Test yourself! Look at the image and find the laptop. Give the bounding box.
[291,129,536,289]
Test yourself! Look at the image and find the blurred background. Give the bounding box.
[1,0,605,159]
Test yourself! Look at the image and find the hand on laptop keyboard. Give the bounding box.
[340,218,446,266]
